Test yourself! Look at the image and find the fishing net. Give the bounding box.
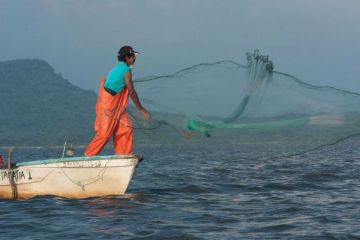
[128,50,360,159]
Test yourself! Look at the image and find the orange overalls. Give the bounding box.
[85,77,132,156]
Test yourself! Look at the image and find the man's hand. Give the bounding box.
[140,108,151,119]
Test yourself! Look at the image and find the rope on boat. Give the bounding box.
[7,148,18,199]
[58,159,111,190]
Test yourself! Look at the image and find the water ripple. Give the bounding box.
[1,139,360,239]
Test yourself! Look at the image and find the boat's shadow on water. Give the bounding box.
[0,193,161,237]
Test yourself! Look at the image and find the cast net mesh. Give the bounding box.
[127,50,360,159]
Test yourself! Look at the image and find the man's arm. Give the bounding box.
[124,71,151,118]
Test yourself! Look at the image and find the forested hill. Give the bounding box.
[0,59,97,146]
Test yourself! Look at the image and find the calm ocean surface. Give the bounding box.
[1,137,359,239]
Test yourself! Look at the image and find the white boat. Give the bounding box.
[0,154,142,199]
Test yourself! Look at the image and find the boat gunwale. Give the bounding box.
[15,154,143,167]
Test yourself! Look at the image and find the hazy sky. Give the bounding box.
[1,0,359,92]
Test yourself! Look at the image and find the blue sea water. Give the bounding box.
[0,137,360,239]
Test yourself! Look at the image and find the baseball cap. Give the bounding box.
[118,46,139,57]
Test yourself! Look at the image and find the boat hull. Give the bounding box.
[0,155,141,199]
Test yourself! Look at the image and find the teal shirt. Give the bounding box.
[104,62,130,93]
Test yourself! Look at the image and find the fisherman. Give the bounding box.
[85,46,151,156]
